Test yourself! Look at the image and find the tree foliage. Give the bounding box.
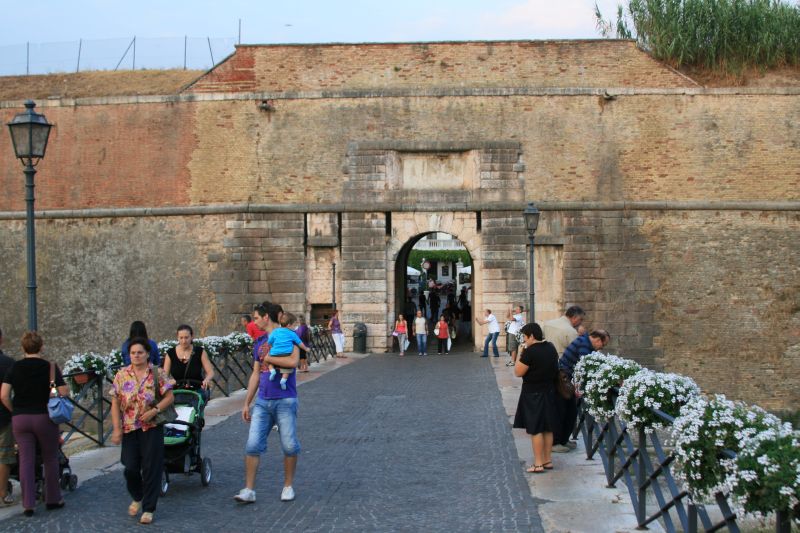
[595,0,800,71]
[407,249,472,270]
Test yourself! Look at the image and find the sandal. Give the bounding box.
[526,464,546,474]
[128,500,142,517]
[140,512,154,524]
[542,462,554,470]
[0,493,14,507]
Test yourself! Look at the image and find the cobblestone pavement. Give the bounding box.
[1,352,543,532]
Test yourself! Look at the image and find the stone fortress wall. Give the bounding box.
[0,40,797,409]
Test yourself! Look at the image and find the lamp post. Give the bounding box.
[332,262,337,310]
[7,100,52,331]
[523,202,540,324]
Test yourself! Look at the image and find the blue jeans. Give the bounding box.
[416,334,427,354]
[483,332,500,357]
[245,397,301,457]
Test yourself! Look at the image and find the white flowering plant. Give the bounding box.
[62,352,106,375]
[616,369,701,433]
[571,351,611,395]
[225,332,253,353]
[672,394,782,502]
[582,354,642,420]
[157,340,178,359]
[62,352,107,393]
[728,425,800,520]
[197,336,227,359]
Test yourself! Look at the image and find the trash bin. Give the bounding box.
[353,322,368,353]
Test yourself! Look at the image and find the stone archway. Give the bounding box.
[387,212,483,350]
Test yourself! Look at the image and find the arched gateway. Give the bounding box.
[333,141,532,352]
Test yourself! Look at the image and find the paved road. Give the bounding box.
[1,352,543,532]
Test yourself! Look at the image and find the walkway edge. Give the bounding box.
[489,356,664,533]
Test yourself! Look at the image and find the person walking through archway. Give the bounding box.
[412,310,428,356]
[435,315,450,355]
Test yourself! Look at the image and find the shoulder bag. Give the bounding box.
[151,366,178,425]
[47,362,75,424]
[555,369,575,400]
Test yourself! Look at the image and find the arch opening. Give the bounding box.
[392,231,474,352]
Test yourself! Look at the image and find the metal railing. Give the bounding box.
[60,347,254,447]
[307,326,337,363]
[574,391,794,533]
[0,36,236,76]
[59,333,338,448]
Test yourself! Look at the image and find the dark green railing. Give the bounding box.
[575,392,793,533]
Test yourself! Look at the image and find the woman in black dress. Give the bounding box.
[512,322,559,473]
[162,325,214,402]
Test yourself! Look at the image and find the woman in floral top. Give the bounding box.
[110,338,175,525]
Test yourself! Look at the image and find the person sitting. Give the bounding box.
[121,321,160,366]
[163,325,215,403]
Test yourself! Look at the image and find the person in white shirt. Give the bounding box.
[505,305,525,366]
[476,309,501,358]
[412,310,429,356]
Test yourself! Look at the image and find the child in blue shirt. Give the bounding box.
[267,313,310,390]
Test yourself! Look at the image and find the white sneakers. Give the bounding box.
[234,486,295,503]
[280,486,295,502]
[234,488,256,503]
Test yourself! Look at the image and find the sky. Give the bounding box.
[0,0,625,74]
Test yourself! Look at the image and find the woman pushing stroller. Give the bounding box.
[163,325,215,407]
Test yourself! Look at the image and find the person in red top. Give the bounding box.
[242,314,265,339]
[436,315,450,355]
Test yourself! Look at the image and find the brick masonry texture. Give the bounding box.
[0,353,544,532]
[187,40,691,93]
[3,93,798,211]
[0,41,797,410]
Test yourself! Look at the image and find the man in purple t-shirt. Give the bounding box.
[234,302,301,504]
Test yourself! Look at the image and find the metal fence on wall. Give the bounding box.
[0,36,237,76]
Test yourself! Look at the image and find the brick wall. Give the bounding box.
[187,40,691,93]
[0,102,194,211]
[4,92,797,211]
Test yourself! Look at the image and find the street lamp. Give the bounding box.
[7,100,52,331]
[332,262,337,310]
[523,202,540,324]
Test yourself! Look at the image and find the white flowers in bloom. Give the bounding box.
[62,352,107,374]
[572,351,610,394]
[616,369,700,433]
[729,424,800,519]
[671,394,784,506]
[577,352,641,420]
[64,332,254,377]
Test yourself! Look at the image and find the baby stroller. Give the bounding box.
[160,380,212,495]
[7,436,78,501]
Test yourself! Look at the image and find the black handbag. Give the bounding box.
[151,367,178,425]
